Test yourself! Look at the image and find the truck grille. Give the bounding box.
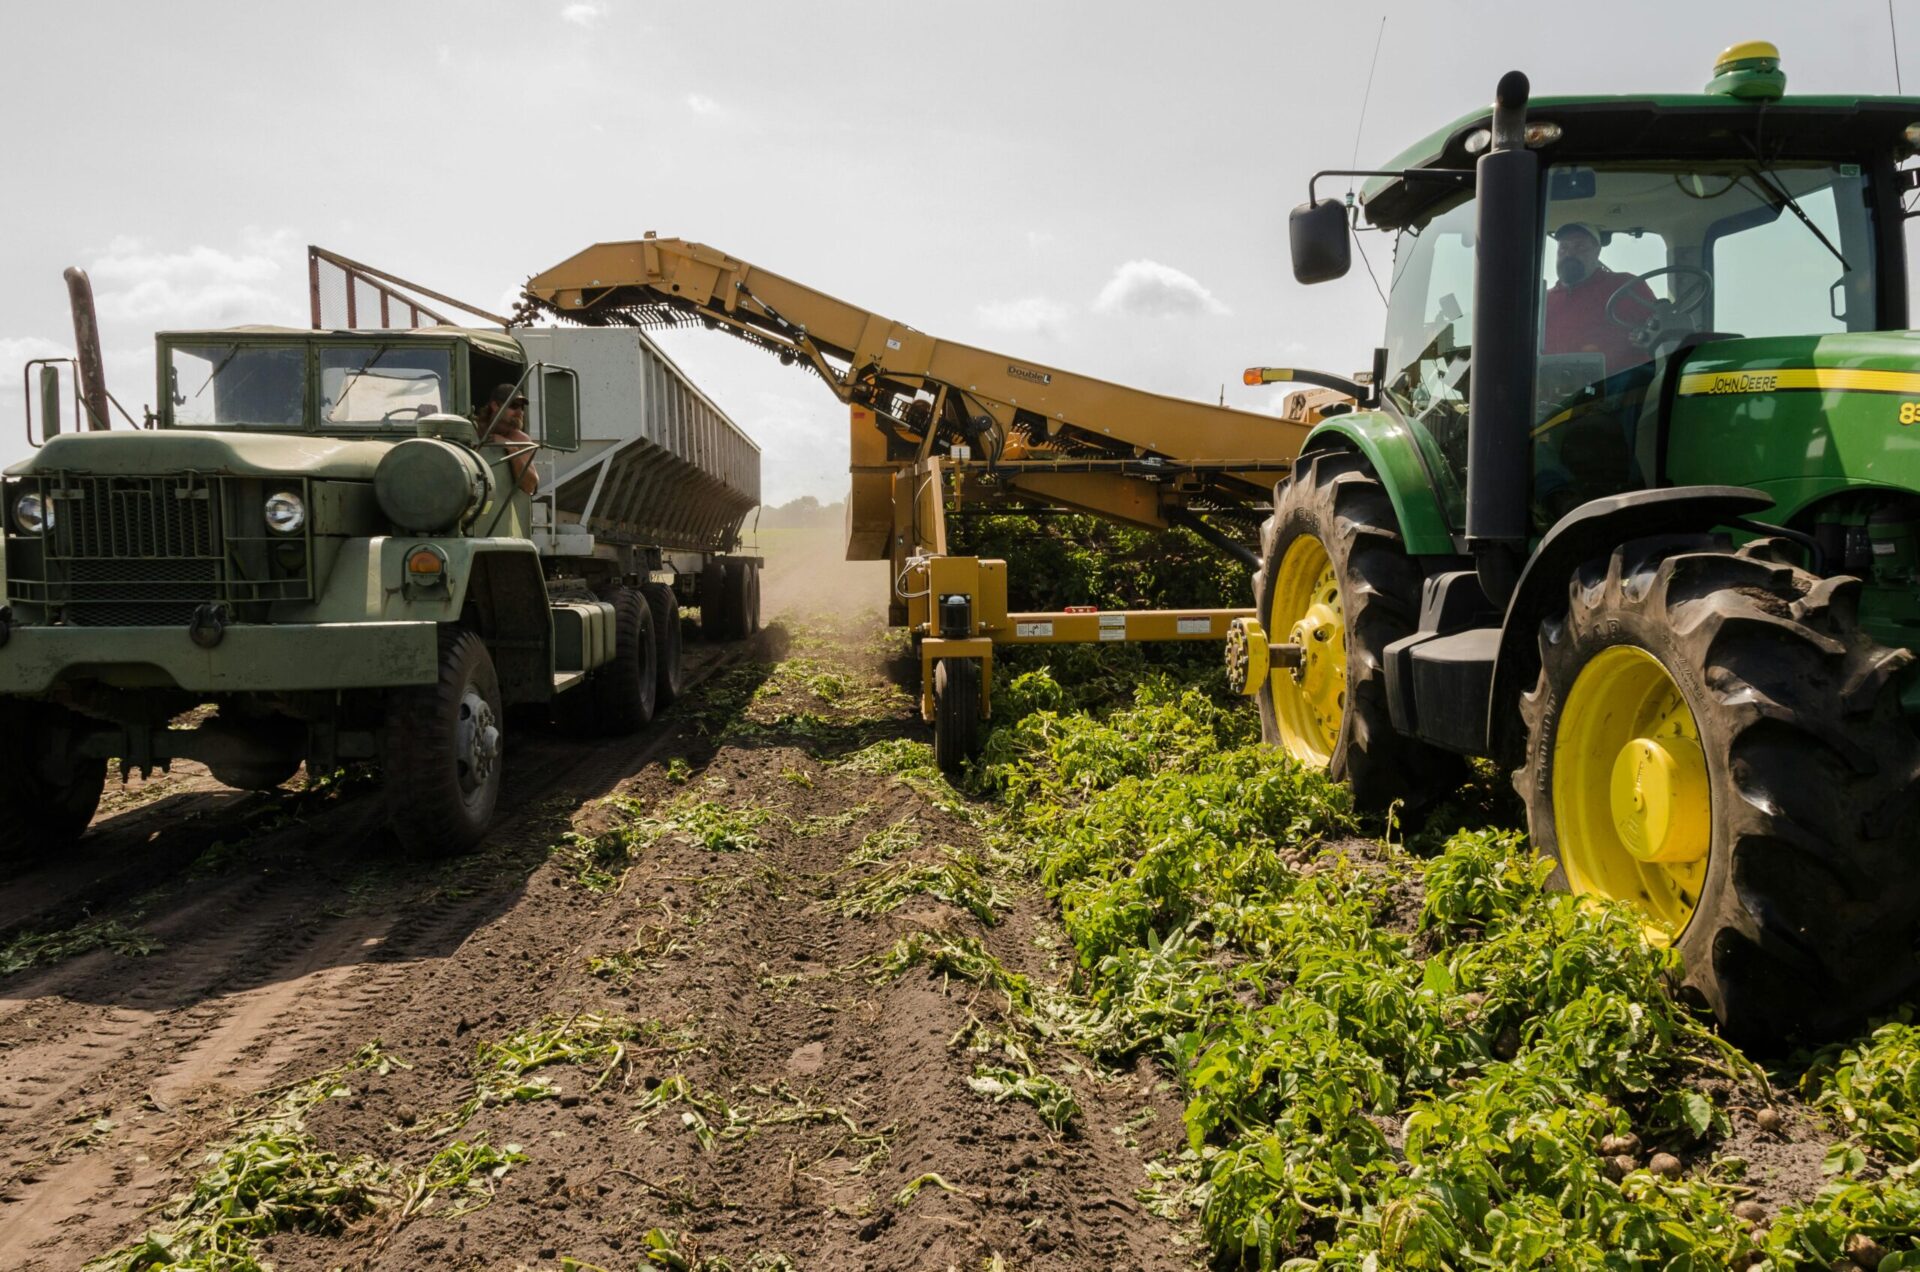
[54,474,221,559]
[3,471,313,626]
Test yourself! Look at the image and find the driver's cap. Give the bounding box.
[1552,221,1603,245]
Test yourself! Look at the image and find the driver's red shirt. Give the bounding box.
[1543,267,1656,373]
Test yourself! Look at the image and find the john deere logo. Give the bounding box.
[1703,372,1779,394]
[1007,363,1051,386]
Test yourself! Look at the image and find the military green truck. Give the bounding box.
[2,304,762,859]
[1228,42,1920,1040]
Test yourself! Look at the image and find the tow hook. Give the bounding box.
[188,603,229,649]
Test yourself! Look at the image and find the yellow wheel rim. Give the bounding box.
[1267,534,1346,767]
[1553,645,1713,943]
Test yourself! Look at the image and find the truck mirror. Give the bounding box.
[39,363,62,439]
[1289,199,1352,285]
[542,367,580,452]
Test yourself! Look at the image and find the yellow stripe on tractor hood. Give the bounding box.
[1677,367,1920,396]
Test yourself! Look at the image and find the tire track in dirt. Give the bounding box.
[0,637,761,1270]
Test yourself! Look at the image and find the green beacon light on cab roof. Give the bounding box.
[1706,39,1786,100]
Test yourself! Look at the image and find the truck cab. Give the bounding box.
[1,316,760,861]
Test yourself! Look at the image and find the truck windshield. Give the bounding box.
[319,345,452,426]
[169,343,306,428]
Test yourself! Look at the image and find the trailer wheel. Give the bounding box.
[701,559,731,640]
[383,628,503,858]
[1255,448,1462,809]
[932,656,982,774]
[0,701,106,861]
[595,584,659,734]
[1517,536,1920,1042]
[724,559,755,642]
[642,582,685,708]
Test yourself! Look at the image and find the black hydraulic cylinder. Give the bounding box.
[1464,71,1540,573]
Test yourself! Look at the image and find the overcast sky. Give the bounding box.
[2,1,1913,505]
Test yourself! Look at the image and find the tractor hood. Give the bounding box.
[1666,330,1920,513]
[1673,330,1920,393]
[4,430,396,480]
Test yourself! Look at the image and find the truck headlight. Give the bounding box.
[264,490,306,534]
[13,492,51,534]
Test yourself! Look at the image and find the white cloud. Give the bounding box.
[560,2,606,26]
[0,335,70,363]
[972,296,1070,335]
[435,44,453,67]
[1092,259,1230,318]
[1023,229,1056,251]
[684,93,722,117]
[88,228,304,327]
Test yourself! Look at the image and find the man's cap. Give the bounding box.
[488,383,530,407]
[1552,221,1602,245]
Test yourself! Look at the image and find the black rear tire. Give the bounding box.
[932,657,982,774]
[642,582,685,708]
[1517,536,1920,1043]
[383,628,503,858]
[1254,447,1463,810]
[701,559,731,640]
[594,585,659,735]
[724,559,754,642]
[0,700,106,861]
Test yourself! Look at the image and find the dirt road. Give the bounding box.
[0,533,1191,1270]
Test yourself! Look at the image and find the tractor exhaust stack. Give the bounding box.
[63,266,111,431]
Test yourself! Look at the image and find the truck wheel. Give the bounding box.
[383,628,503,858]
[724,559,754,642]
[0,701,106,860]
[701,559,731,640]
[595,585,659,734]
[1517,536,1920,1042]
[1255,448,1462,810]
[932,657,982,774]
[642,582,685,708]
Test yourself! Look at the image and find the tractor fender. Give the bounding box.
[1483,485,1774,763]
[1302,413,1456,557]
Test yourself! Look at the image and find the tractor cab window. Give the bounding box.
[1381,191,1478,524]
[318,344,452,428]
[1531,160,1877,524]
[168,343,306,429]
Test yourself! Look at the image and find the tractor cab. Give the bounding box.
[1335,44,1916,542]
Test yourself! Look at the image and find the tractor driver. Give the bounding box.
[476,383,540,494]
[1542,222,1658,374]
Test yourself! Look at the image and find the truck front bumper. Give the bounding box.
[0,620,440,695]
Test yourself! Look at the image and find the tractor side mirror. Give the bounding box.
[1289,199,1352,285]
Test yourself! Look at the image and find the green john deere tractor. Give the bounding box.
[1228,42,1920,1042]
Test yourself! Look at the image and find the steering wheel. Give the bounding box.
[1605,266,1713,349]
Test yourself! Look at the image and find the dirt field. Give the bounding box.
[0,530,1195,1270]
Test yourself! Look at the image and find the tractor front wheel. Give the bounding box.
[1518,536,1920,1042]
[1255,448,1462,810]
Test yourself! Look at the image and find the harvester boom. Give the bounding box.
[521,236,1312,535]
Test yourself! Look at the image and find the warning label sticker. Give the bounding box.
[1098,614,1126,628]
[1015,621,1053,638]
[1176,617,1211,635]
[1099,628,1126,641]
